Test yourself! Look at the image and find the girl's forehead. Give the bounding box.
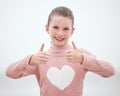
[51,15,72,20]
[50,15,73,25]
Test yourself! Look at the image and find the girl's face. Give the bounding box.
[46,15,74,49]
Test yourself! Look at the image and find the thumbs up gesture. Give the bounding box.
[66,41,83,64]
[29,43,49,65]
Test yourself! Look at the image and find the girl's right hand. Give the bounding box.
[29,43,49,65]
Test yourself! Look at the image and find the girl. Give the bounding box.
[6,6,115,96]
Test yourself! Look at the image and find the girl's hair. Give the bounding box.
[47,6,74,26]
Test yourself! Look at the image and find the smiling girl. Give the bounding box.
[6,6,115,96]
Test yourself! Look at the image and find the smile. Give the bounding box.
[55,37,65,41]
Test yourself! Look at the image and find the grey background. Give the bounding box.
[0,0,120,96]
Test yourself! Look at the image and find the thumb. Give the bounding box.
[40,43,44,51]
[72,41,77,50]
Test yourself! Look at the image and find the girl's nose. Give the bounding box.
[57,30,64,35]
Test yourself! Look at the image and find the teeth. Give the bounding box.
[57,38,63,40]
[55,37,64,40]
[56,38,64,41]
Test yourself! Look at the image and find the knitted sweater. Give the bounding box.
[6,46,115,96]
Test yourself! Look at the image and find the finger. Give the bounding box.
[66,58,73,63]
[66,53,71,57]
[66,50,72,54]
[41,55,49,59]
[40,43,44,51]
[39,58,48,62]
[72,41,77,50]
[37,57,49,64]
[39,60,47,64]
[66,57,72,60]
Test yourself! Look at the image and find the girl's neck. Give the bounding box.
[51,44,69,50]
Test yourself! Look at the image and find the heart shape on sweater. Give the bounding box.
[47,65,75,90]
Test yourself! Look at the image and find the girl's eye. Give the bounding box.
[53,26,58,29]
[64,28,69,30]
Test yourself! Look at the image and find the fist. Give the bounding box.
[66,41,83,64]
[29,43,49,65]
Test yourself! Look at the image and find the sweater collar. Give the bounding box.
[47,45,71,57]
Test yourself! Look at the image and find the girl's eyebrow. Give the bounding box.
[52,25,71,28]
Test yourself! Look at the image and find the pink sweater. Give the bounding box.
[6,47,115,96]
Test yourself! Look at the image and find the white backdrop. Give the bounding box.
[0,0,120,96]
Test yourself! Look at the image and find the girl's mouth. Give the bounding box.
[55,37,65,41]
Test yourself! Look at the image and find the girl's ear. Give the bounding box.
[45,25,49,34]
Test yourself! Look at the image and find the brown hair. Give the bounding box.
[47,6,74,26]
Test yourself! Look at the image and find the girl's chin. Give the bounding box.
[55,44,65,47]
[53,43,68,49]
[51,40,68,48]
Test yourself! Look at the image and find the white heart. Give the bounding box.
[46,65,75,90]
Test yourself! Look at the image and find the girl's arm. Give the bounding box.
[81,49,115,77]
[6,44,49,79]
[66,45,115,77]
[6,55,37,79]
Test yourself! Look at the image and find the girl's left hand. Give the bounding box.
[66,41,83,64]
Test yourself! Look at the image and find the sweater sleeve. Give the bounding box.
[80,49,115,77]
[6,55,37,79]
